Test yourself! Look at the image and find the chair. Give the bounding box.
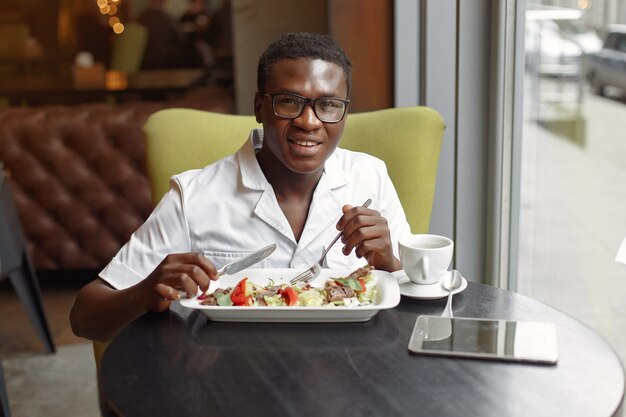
[1,165,56,417]
[0,23,30,79]
[93,106,445,413]
[0,24,29,58]
[109,23,148,74]
[143,106,445,233]
[0,358,9,417]
[0,168,55,353]
[92,340,114,417]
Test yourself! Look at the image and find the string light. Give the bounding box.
[96,0,125,34]
[113,23,124,34]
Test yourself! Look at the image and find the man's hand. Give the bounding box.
[336,204,402,272]
[70,253,219,342]
[137,253,219,312]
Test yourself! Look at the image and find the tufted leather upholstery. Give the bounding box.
[0,98,234,270]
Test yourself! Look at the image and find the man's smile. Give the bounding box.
[290,139,319,146]
[287,137,323,155]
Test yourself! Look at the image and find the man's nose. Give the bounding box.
[293,103,322,129]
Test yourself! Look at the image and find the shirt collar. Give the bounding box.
[238,129,269,190]
[237,128,350,191]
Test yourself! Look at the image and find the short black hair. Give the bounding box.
[257,32,352,96]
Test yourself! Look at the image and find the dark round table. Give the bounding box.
[101,282,624,417]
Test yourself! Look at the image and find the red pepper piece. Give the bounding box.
[283,286,298,306]
[230,278,250,306]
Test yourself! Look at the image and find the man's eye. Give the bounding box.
[278,97,296,105]
[319,100,341,109]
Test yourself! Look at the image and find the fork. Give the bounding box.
[289,198,372,285]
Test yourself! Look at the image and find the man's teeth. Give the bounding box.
[293,140,318,147]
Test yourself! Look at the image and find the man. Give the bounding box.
[70,32,410,342]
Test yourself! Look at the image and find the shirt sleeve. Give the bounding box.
[99,177,191,289]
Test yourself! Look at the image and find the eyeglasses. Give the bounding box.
[263,93,349,124]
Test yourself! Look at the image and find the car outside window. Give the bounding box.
[605,33,618,49]
[617,34,626,53]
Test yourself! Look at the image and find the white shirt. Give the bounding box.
[617,237,626,265]
[100,129,411,289]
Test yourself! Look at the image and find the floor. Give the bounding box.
[0,277,99,417]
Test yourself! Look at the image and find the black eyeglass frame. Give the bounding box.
[262,93,350,124]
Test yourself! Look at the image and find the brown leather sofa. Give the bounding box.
[0,98,233,271]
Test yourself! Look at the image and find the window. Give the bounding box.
[518,1,626,368]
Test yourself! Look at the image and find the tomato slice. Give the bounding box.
[358,278,366,292]
[283,286,298,306]
[230,278,250,306]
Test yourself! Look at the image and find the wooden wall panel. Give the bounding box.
[232,0,328,114]
[231,0,393,114]
[328,0,394,111]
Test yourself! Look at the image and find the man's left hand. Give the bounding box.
[336,204,402,272]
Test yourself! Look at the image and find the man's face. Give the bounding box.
[254,57,348,176]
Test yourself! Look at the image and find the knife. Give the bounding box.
[178,244,277,300]
[215,243,277,277]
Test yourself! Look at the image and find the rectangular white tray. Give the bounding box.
[179,268,400,322]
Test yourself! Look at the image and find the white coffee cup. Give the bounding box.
[399,234,453,285]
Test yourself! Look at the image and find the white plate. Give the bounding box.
[396,270,468,300]
[179,268,400,322]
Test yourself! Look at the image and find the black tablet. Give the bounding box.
[408,315,558,365]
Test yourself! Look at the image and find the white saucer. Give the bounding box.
[393,270,468,300]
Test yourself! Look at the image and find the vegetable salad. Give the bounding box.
[198,265,378,307]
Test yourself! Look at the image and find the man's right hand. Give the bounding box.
[137,253,219,312]
[70,252,220,342]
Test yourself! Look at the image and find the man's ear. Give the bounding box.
[254,93,263,124]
